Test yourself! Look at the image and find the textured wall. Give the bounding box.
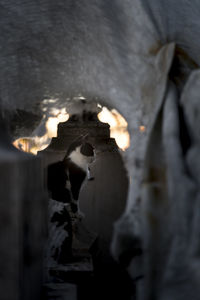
[1,1,200,299]
[0,120,47,300]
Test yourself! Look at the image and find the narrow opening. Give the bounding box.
[13,99,132,300]
[13,104,130,154]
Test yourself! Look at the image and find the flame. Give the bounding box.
[98,107,130,151]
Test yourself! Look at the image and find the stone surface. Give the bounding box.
[136,81,200,300]
[44,283,77,300]
[1,1,200,299]
[0,120,47,300]
[80,149,128,255]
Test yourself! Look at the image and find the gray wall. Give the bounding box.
[80,150,129,254]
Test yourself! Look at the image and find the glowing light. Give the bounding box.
[139,125,146,132]
[13,108,69,155]
[45,108,69,138]
[73,95,86,100]
[13,105,130,154]
[98,107,117,127]
[98,107,130,151]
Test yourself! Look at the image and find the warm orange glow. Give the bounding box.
[13,135,51,155]
[98,107,130,151]
[13,106,130,154]
[139,125,146,132]
[13,108,69,155]
[46,108,69,138]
